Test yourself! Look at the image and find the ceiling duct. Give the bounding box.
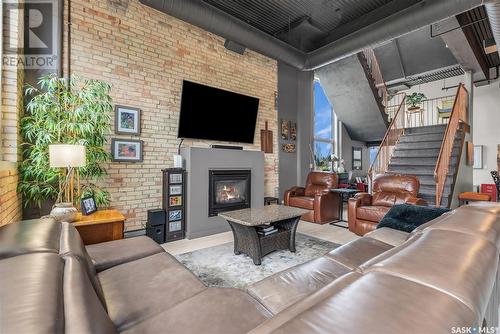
[140,0,496,71]
[485,1,500,56]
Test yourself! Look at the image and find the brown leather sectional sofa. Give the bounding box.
[1,202,500,333]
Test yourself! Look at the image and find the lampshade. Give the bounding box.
[49,144,86,168]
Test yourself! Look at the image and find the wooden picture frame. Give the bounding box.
[111,139,144,162]
[115,105,141,135]
[281,119,289,140]
[466,142,474,166]
[353,147,362,170]
[473,145,483,169]
[290,122,297,141]
[81,196,98,216]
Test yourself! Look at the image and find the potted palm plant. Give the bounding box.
[20,74,112,216]
[406,92,427,111]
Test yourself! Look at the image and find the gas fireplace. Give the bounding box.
[208,170,251,217]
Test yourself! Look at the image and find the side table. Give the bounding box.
[72,209,125,245]
[328,188,360,228]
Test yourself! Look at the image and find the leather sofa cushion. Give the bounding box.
[367,229,499,320]
[122,288,271,334]
[247,256,351,314]
[63,256,117,334]
[356,206,389,222]
[364,227,409,247]
[0,253,63,334]
[0,218,60,259]
[371,174,420,207]
[251,271,476,334]
[60,223,106,306]
[326,237,393,269]
[287,196,314,210]
[304,172,337,197]
[86,236,163,272]
[98,252,206,331]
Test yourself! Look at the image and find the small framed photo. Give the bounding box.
[115,105,141,135]
[169,221,182,232]
[169,173,183,184]
[169,210,182,221]
[281,119,289,140]
[81,196,98,216]
[112,139,143,162]
[169,196,182,207]
[169,185,182,195]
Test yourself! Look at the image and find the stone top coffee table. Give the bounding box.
[219,205,308,265]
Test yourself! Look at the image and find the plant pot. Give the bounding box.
[49,202,78,223]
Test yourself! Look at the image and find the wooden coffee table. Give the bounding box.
[219,205,308,265]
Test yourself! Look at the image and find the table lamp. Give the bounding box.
[49,144,86,206]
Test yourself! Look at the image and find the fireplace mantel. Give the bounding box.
[180,147,265,239]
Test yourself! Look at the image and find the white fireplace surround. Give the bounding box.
[180,147,265,239]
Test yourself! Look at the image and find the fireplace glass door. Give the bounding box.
[209,170,251,216]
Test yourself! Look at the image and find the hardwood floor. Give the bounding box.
[163,206,358,255]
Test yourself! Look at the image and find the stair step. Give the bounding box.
[417,175,454,186]
[399,132,445,143]
[392,147,460,159]
[390,156,458,167]
[404,125,447,135]
[420,184,451,196]
[388,165,456,175]
[396,141,461,150]
[419,193,450,207]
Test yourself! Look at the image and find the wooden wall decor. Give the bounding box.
[260,121,273,153]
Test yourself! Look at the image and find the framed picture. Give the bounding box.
[169,173,183,184]
[169,185,182,195]
[353,147,362,170]
[169,196,182,207]
[81,196,98,216]
[112,139,143,162]
[115,105,141,135]
[169,220,182,232]
[282,143,296,153]
[473,145,483,169]
[281,119,289,140]
[290,122,297,141]
[169,210,182,221]
[466,142,474,166]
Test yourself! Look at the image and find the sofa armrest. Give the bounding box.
[313,192,338,223]
[405,197,428,206]
[353,192,372,206]
[284,186,305,205]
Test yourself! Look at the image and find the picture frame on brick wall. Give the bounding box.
[111,139,144,162]
[115,105,141,135]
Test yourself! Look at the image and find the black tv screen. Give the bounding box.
[177,80,260,144]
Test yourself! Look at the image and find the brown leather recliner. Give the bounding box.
[348,174,427,236]
[284,171,339,224]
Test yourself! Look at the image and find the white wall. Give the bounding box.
[473,81,500,186]
[341,125,369,178]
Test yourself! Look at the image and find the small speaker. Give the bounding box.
[146,224,165,244]
[224,39,246,55]
[147,209,165,227]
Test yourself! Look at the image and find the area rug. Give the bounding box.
[174,233,341,288]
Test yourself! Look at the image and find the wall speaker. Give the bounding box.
[224,39,246,55]
[146,224,165,244]
[147,209,165,227]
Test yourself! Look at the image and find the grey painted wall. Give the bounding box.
[277,62,313,200]
[181,147,264,239]
[341,125,369,178]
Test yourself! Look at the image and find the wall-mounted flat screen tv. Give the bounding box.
[177,80,260,144]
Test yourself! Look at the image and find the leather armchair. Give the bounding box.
[284,172,339,224]
[348,174,427,236]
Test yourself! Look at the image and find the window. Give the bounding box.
[368,146,379,168]
[313,79,337,171]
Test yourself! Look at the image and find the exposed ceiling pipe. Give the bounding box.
[140,0,494,71]
[139,0,305,68]
[485,1,500,55]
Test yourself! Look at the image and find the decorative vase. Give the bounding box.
[49,202,78,223]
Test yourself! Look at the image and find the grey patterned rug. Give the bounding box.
[175,233,341,288]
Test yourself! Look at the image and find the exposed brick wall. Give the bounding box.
[0,5,23,225]
[64,0,279,231]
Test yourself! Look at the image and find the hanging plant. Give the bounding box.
[19,74,112,208]
[406,92,427,110]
